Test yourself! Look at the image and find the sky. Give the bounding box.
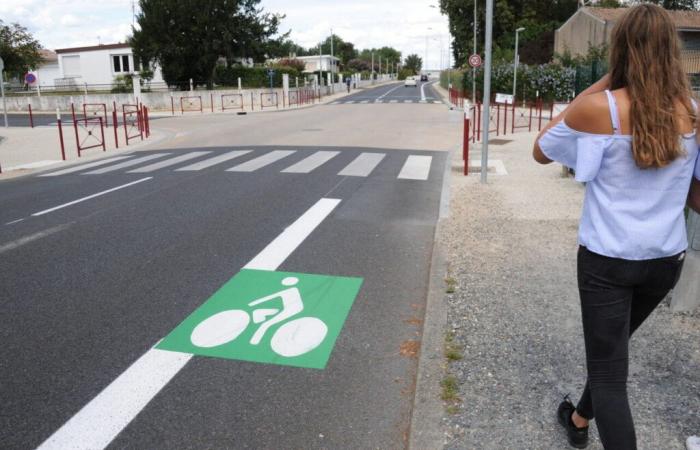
[0,0,450,69]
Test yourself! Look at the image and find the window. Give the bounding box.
[112,54,131,73]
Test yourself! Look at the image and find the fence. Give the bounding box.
[449,88,558,141]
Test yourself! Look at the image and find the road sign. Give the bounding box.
[158,269,363,369]
[495,92,514,104]
[468,54,482,68]
[25,73,36,84]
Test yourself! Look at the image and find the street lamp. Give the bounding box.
[513,27,525,100]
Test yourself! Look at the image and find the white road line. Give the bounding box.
[375,100,383,104]
[128,151,210,173]
[389,100,398,104]
[4,218,25,226]
[403,100,412,103]
[31,178,153,217]
[176,150,251,171]
[330,101,340,105]
[420,82,427,102]
[360,100,369,104]
[432,101,442,104]
[40,156,132,177]
[0,223,72,255]
[376,84,404,100]
[338,152,385,177]
[84,154,170,174]
[281,151,340,174]
[227,150,295,172]
[345,100,355,104]
[398,155,433,180]
[37,197,341,450]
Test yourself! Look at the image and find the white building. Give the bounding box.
[33,43,164,89]
[294,55,340,74]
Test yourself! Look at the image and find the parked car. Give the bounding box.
[420,74,428,82]
[404,77,417,87]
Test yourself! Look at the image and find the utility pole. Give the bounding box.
[513,27,525,99]
[330,29,334,92]
[481,0,494,184]
[319,42,323,91]
[473,0,477,104]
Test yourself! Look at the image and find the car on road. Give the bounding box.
[420,74,428,82]
[404,76,417,87]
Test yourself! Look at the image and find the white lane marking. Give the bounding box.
[31,178,153,217]
[420,82,427,102]
[227,150,295,172]
[398,155,433,180]
[330,101,340,105]
[338,152,385,177]
[128,151,210,173]
[0,223,71,254]
[84,154,170,174]
[5,218,25,226]
[40,156,132,177]
[432,101,442,104]
[345,100,355,104]
[403,100,412,103]
[175,150,252,171]
[389,100,398,104]
[375,100,383,104]
[37,197,341,450]
[376,84,403,100]
[360,100,369,104]
[281,151,340,174]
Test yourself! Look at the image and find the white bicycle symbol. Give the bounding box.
[190,277,328,357]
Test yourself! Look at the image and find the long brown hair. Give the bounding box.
[608,3,695,169]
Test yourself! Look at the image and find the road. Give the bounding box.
[0,82,459,449]
[331,80,441,105]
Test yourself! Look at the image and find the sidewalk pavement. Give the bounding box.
[435,131,699,449]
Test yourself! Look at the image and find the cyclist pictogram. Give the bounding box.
[158,269,363,369]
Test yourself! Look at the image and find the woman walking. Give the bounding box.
[533,4,700,449]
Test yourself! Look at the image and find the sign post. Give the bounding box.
[481,0,494,184]
[0,57,7,128]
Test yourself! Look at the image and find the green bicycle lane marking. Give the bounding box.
[157,269,363,369]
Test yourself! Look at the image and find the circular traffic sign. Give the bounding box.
[25,73,36,84]
[468,54,482,68]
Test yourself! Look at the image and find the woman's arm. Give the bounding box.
[533,74,611,164]
[690,178,700,214]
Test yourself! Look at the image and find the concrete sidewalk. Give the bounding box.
[434,131,699,449]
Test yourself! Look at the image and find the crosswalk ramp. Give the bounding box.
[39,149,438,181]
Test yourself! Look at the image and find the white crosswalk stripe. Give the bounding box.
[40,156,132,177]
[84,154,171,174]
[281,151,339,173]
[360,100,369,104]
[389,100,398,103]
[345,100,355,104]
[398,155,432,180]
[227,150,295,172]
[375,100,383,104]
[175,150,251,171]
[338,152,385,177]
[128,151,211,173]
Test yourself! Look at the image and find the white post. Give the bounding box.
[237,77,242,92]
[36,73,41,97]
[327,72,332,90]
[132,73,141,102]
[282,73,290,106]
[295,77,299,89]
[189,78,193,92]
[513,28,525,99]
[0,57,7,128]
[84,82,88,96]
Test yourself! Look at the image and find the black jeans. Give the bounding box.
[574,246,685,450]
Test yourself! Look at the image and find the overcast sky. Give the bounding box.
[0,0,450,69]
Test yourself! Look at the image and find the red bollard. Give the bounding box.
[28,103,34,128]
[171,96,175,116]
[463,113,470,176]
[57,109,66,161]
[210,93,214,113]
[99,117,106,152]
[70,102,76,123]
[112,110,119,148]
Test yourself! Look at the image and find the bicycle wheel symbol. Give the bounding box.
[190,310,328,357]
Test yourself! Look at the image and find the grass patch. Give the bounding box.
[444,332,463,361]
[446,404,460,415]
[445,276,457,293]
[440,375,460,402]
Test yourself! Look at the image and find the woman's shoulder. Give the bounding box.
[564,92,615,135]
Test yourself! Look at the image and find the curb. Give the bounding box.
[408,147,453,450]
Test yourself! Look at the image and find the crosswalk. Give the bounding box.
[39,149,437,181]
[330,99,443,105]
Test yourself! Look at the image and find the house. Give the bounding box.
[292,55,340,74]
[554,7,700,73]
[34,43,164,89]
[29,49,61,87]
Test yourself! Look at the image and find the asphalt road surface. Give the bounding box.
[331,80,442,105]
[0,82,457,449]
[3,112,71,127]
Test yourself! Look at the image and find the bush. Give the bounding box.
[213,65,302,88]
[111,74,133,93]
[398,68,414,81]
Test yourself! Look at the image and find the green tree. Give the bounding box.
[0,20,42,80]
[635,0,699,10]
[404,54,423,74]
[130,0,282,89]
[317,34,358,66]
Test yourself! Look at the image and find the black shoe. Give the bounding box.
[557,395,589,449]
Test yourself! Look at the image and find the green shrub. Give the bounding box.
[398,68,414,81]
[213,65,302,88]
